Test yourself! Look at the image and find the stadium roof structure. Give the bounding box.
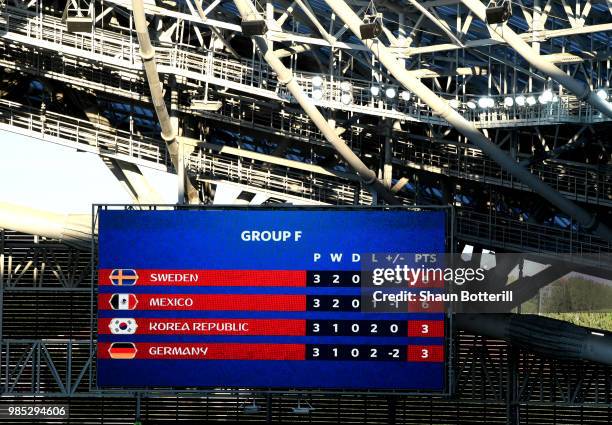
[0,1,612,422]
[0,0,610,255]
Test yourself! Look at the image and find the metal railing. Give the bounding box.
[460,91,610,127]
[2,97,610,209]
[0,99,170,168]
[395,138,612,206]
[455,209,611,255]
[189,148,611,255]
[1,5,609,128]
[190,149,373,205]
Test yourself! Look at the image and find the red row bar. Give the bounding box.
[407,320,445,337]
[98,318,306,336]
[98,342,305,360]
[407,345,445,362]
[99,343,444,362]
[407,300,445,313]
[98,269,306,287]
[98,294,306,311]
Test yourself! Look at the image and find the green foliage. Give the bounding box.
[542,312,612,331]
[518,275,612,331]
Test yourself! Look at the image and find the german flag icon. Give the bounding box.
[108,342,137,360]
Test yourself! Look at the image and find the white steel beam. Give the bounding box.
[132,0,199,203]
[231,0,398,204]
[106,0,612,59]
[0,202,91,247]
[322,0,612,242]
[461,0,612,119]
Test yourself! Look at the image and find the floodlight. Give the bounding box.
[312,76,323,87]
[538,89,553,104]
[400,91,411,101]
[241,18,267,36]
[503,96,514,107]
[360,14,383,39]
[340,93,353,105]
[596,89,608,101]
[385,87,397,99]
[515,95,526,106]
[66,17,92,33]
[478,97,493,109]
[486,0,512,24]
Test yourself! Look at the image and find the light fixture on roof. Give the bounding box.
[538,89,553,104]
[241,14,268,36]
[400,90,411,101]
[63,1,93,33]
[526,95,537,106]
[340,81,352,92]
[478,96,493,109]
[360,14,383,39]
[360,2,383,40]
[515,95,526,106]
[449,99,460,109]
[596,88,608,101]
[311,76,324,101]
[370,85,380,97]
[66,16,93,33]
[485,0,512,25]
[503,96,514,107]
[385,87,397,99]
[339,81,353,105]
[466,101,477,110]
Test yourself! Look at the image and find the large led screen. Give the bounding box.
[97,208,447,390]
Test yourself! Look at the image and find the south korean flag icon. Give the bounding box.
[109,293,138,310]
[109,318,138,335]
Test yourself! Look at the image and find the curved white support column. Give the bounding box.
[132,0,199,203]
[232,0,399,205]
[322,0,612,241]
[0,202,91,247]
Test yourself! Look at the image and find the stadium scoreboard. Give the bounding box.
[97,208,448,390]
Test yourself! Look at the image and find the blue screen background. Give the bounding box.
[97,208,447,390]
